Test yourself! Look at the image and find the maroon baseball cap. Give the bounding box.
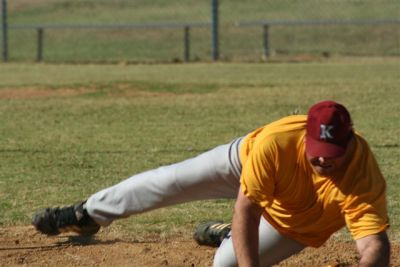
[306,101,353,157]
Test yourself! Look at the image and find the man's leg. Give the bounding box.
[213,216,305,267]
[32,137,243,236]
[33,138,242,234]
[86,138,242,226]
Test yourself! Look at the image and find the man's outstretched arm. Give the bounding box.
[356,231,390,267]
[232,187,264,267]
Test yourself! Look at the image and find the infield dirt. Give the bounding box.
[1,226,399,267]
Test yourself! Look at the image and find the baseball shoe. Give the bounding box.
[193,221,231,247]
[32,201,100,236]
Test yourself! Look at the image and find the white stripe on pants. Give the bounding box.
[85,137,305,265]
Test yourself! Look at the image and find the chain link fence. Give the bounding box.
[2,0,399,63]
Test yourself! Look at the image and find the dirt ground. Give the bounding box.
[0,226,398,267]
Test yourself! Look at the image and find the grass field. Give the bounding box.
[0,60,399,242]
[4,0,400,62]
[8,0,398,23]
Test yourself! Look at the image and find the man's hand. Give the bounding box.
[356,231,390,267]
[232,187,264,267]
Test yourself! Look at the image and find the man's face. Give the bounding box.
[306,153,348,176]
[305,138,355,176]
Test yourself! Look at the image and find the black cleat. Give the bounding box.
[32,201,100,236]
[193,221,231,247]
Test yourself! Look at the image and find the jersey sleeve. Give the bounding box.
[240,137,277,208]
[343,148,390,240]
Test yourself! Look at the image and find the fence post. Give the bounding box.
[184,26,190,62]
[1,0,8,62]
[211,0,219,60]
[37,27,43,62]
[262,24,269,61]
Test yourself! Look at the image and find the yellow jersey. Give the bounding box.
[239,115,389,247]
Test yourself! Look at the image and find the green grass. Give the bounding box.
[8,0,399,23]
[4,0,400,62]
[0,61,399,241]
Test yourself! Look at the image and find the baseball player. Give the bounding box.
[32,100,390,266]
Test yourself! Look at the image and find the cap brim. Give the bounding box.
[305,137,346,158]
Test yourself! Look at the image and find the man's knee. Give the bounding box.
[212,238,238,267]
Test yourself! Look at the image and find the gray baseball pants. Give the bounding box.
[85,137,305,266]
